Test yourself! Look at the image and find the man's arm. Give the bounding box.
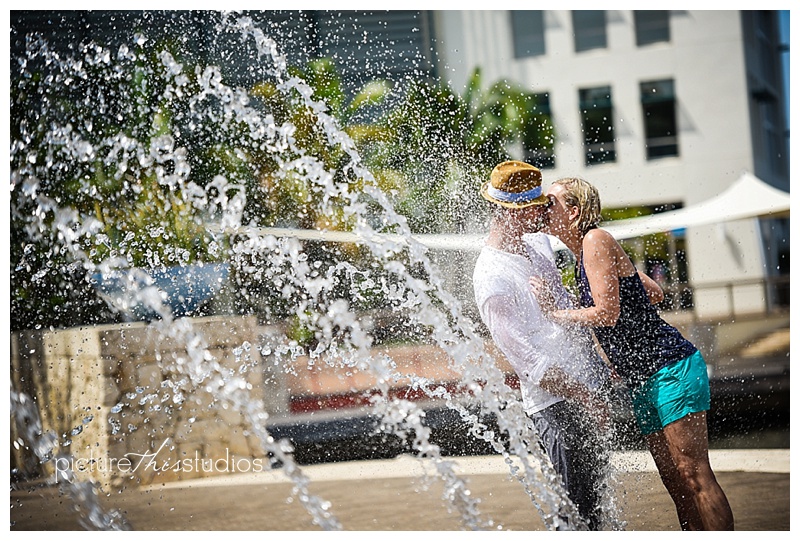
[539,365,610,429]
[482,295,610,427]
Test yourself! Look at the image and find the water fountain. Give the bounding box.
[10,12,624,531]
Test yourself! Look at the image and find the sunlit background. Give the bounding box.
[8,9,791,531]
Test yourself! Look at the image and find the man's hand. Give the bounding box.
[584,393,612,433]
[540,366,611,432]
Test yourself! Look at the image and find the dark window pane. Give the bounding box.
[523,93,555,168]
[511,11,545,58]
[315,11,436,96]
[579,86,616,165]
[755,11,777,83]
[634,11,670,46]
[10,10,436,97]
[760,99,786,176]
[572,11,607,52]
[641,80,678,159]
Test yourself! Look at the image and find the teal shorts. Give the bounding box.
[630,350,711,435]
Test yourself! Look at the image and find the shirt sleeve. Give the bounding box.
[480,293,558,386]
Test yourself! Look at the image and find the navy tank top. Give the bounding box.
[577,248,697,387]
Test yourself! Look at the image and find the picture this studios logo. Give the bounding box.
[54,440,267,478]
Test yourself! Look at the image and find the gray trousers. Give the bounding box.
[530,399,608,530]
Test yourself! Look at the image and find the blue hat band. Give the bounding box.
[486,184,542,203]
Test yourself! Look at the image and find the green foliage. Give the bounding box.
[603,207,671,261]
[10,36,244,330]
[287,311,318,348]
[11,38,559,331]
[248,57,394,232]
[370,67,553,234]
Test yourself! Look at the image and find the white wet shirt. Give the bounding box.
[473,232,609,415]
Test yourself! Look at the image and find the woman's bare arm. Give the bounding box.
[546,229,622,327]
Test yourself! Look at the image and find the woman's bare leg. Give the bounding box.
[646,430,702,530]
[658,412,734,530]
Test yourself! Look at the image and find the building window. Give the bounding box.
[511,11,545,58]
[641,79,678,159]
[755,11,778,85]
[759,99,787,176]
[523,93,555,168]
[314,11,437,96]
[572,11,606,52]
[634,11,670,46]
[750,12,786,177]
[579,86,616,165]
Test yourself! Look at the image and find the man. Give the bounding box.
[472,161,614,530]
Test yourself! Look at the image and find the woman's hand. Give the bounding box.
[529,276,557,315]
[530,276,574,325]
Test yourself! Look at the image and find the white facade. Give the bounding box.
[431,10,789,317]
[9,10,787,319]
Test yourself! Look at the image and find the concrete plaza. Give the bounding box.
[9,448,791,532]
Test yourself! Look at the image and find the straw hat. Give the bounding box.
[480,161,550,209]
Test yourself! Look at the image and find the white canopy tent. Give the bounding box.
[218,172,789,252]
[601,171,790,241]
[417,171,790,252]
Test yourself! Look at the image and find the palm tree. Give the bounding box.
[248,57,394,233]
[372,67,555,234]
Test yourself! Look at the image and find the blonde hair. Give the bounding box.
[552,177,602,234]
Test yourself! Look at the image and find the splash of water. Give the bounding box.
[10,387,132,530]
[10,12,620,531]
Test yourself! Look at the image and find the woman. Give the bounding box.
[531,177,734,531]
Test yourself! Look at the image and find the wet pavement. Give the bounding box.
[9,449,791,532]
